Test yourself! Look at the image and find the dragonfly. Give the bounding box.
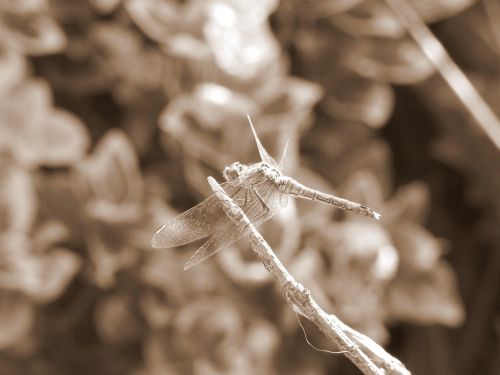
[152,115,381,270]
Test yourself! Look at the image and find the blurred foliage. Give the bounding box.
[0,0,498,374]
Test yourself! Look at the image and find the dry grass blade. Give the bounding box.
[483,0,500,54]
[384,0,500,150]
[207,176,411,375]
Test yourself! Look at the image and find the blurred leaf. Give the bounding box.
[323,138,393,192]
[0,291,33,350]
[0,79,90,167]
[322,75,395,128]
[330,0,475,38]
[0,222,80,303]
[128,0,286,94]
[0,161,36,233]
[126,0,206,46]
[95,292,141,344]
[139,290,174,329]
[294,29,395,128]
[141,333,182,375]
[410,0,475,23]
[74,129,143,224]
[91,23,164,103]
[386,260,465,326]
[339,170,386,211]
[34,109,90,167]
[331,0,406,38]
[0,48,27,94]
[172,297,280,375]
[140,250,217,301]
[86,235,138,289]
[89,0,122,14]
[160,83,257,169]
[383,181,430,224]
[203,0,280,80]
[344,37,435,84]
[307,0,365,17]
[0,0,47,14]
[27,247,81,303]
[0,12,67,55]
[390,222,442,272]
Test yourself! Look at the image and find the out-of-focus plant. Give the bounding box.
[164,297,279,375]
[72,129,163,288]
[0,0,86,358]
[0,78,89,168]
[0,160,80,351]
[0,0,493,373]
[278,0,475,129]
[0,0,66,56]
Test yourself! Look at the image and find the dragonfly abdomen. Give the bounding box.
[276,177,381,220]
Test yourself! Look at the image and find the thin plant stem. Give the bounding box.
[384,0,500,150]
[483,0,500,54]
[207,176,411,375]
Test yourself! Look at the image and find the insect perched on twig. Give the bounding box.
[152,115,381,270]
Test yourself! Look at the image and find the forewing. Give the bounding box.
[151,182,242,249]
[182,179,282,269]
[279,192,289,208]
[183,222,241,269]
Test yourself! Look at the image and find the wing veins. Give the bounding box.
[151,182,242,248]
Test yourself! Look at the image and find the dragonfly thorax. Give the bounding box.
[256,162,282,181]
[223,161,248,185]
[223,161,282,188]
[240,162,282,187]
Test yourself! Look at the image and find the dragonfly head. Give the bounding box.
[223,162,247,184]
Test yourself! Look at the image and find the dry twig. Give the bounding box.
[207,176,411,375]
[384,0,500,150]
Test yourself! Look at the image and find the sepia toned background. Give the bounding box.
[0,0,499,374]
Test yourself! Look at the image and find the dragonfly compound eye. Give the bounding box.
[223,165,240,182]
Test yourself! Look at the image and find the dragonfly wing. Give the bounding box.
[182,181,282,269]
[151,183,242,249]
[279,192,289,208]
[242,183,283,225]
[184,222,241,269]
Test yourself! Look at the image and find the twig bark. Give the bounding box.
[207,176,411,375]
